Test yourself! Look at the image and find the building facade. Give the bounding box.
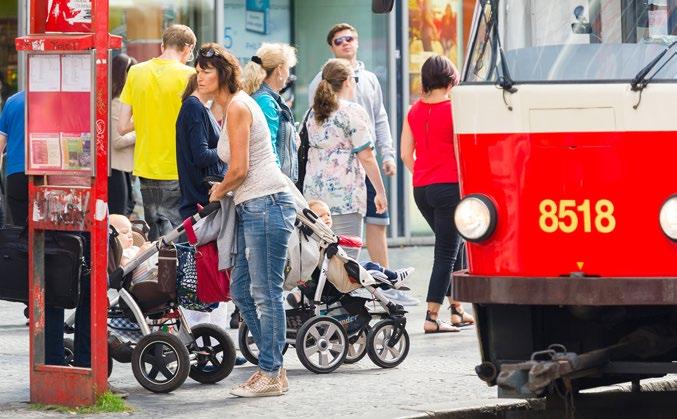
[5,0,477,242]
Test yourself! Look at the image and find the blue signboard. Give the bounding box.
[245,0,270,34]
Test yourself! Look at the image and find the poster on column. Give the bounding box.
[45,0,92,33]
[60,132,92,171]
[223,0,290,65]
[408,0,460,104]
[30,133,62,170]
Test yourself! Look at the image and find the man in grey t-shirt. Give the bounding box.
[308,22,396,268]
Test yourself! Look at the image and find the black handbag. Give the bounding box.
[0,225,84,309]
[295,109,312,193]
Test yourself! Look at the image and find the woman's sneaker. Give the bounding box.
[280,368,289,393]
[230,371,284,397]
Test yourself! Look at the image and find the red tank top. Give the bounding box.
[407,99,458,187]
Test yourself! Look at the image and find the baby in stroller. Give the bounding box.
[286,199,414,308]
[98,210,237,393]
[239,194,412,373]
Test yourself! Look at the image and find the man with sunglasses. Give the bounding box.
[118,25,196,240]
[308,22,397,270]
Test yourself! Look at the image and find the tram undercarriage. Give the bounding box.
[456,274,677,398]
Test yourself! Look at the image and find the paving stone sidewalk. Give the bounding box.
[0,246,501,418]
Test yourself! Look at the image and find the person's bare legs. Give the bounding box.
[424,302,459,333]
[447,296,475,326]
[365,223,389,266]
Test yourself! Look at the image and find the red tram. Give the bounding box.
[451,0,677,397]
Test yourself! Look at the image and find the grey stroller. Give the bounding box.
[238,203,410,374]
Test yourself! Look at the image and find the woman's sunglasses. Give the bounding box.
[199,47,222,58]
[333,35,355,46]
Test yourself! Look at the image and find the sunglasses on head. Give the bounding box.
[333,35,355,46]
[199,47,221,58]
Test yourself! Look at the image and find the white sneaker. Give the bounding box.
[391,267,415,290]
[395,267,415,282]
[381,289,420,306]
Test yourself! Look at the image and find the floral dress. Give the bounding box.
[304,100,374,216]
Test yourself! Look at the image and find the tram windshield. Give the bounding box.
[466,0,677,83]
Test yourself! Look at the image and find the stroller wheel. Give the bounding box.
[238,321,289,365]
[367,319,410,368]
[295,315,348,374]
[189,323,236,384]
[131,332,190,393]
[64,337,113,377]
[344,326,370,364]
[64,337,75,366]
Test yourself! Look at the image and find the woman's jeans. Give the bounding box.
[230,192,295,375]
[413,183,463,304]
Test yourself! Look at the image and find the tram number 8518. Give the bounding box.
[539,199,616,234]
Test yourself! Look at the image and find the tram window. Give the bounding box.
[464,0,677,83]
[467,1,496,82]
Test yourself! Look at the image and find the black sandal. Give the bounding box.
[450,305,475,327]
[424,311,460,333]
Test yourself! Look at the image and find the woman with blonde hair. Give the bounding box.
[242,43,299,181]
[303,58,387,259]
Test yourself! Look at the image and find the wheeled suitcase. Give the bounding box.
[0,225,84,309]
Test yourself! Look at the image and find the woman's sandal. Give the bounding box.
[424,311,460,333]
[450,305,475,327]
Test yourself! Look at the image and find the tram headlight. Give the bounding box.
[659,195,677,241]
[454,194,497,242]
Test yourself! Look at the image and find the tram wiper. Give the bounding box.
[488,0,517,93]
[631,40,677,92]
[497,46,517,93]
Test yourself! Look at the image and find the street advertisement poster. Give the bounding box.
[29,133,62,170]
[224,0,290,65]
[29,55,61,92]
[45,0,92,33]
[61,54,91,92]
[60,132,92,171]
[408,0,460,104]
[246,0,270,34]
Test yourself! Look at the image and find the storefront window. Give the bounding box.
[0,2,18,107]
[294,1,390,117]
[223,0,291,66]
[110,0,216,62]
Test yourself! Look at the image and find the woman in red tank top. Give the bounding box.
[401,55,474,333]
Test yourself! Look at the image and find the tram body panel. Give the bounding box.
[452,84,676,278]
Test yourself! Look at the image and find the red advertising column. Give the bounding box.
[16,0,121,407]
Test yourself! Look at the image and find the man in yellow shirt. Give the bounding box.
[118,24,196,239]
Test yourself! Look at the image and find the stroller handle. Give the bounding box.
[197,202,221,221]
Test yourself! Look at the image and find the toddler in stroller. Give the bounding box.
[286,200,414,306]
[238,195,412,373]
[81,208,237,393]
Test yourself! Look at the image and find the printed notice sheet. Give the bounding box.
[29,55,60,92]
[30,133,62,169]
[61,132,92,170]
[62,54,91,92]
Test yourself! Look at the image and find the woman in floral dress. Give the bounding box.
[304,58,387,259]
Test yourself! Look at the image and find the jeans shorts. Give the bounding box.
[365,176,390,226]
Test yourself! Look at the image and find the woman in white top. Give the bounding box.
[206,43,295,398]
